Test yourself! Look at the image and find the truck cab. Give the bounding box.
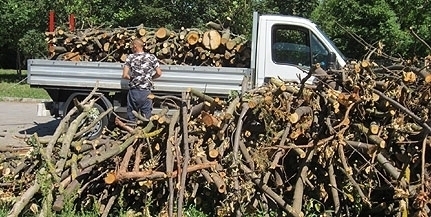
[252,12,347,86]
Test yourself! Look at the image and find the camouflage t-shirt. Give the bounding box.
[125,52,159,89]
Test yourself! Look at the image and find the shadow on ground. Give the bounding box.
[18,119,60,137]
[0,73,27,83]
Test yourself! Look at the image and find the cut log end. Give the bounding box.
[403,71,417,83]
[186,31,200,46]
[370,122,380,135]
[202,30,221,50]
[425,74,431,83]
[104,172,117,184]
[156,27,170,40]
[208,149,219,159]
[288,113,299,124]
[201,111,221,128]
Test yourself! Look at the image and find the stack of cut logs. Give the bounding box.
[45,22,251,67]
[1,58,431,217]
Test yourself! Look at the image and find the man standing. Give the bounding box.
[122,38,162,121]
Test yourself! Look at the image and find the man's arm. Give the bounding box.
[122,65,130,80]
[152,67,162,79]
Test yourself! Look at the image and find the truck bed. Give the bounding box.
[27,59,252,95]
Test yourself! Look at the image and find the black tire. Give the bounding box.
[72,103,108,140]
[86,103,108,140]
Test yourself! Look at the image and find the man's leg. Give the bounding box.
[134,89,152,119]
[126,89,137,121]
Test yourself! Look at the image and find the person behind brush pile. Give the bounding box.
[122,38,162,122]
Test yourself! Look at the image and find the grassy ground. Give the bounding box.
[0,69,50,100]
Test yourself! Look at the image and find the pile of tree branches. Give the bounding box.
[1,58,431,216]
[45,21,251,67]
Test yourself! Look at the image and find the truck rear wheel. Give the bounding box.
[84,103,108,140]
[71,103,108,140]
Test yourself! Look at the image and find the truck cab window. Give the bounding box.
[311,34,330,69]
[272,25,311,67]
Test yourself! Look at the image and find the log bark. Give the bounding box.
[240,163,302,217]
[8,182,40,217]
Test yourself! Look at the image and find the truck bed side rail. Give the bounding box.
[27,59,251,95]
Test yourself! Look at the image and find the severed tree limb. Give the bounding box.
[328,160,341,215]
[45,84,100,165]
[292,149,314,213]
[409,27,431,51]
[101,186,121,217]
[167,110,180,217]
[421,136,428,192]
[296,65,316,97]
[79,128,163,169]
[134,143,144,172]
[376,151,401,180]
[188,88,216,104]
[288,106,312,124]
[373,89,431,133]
[114,116,135,133]
[224,96,240,120]
[79,135,136,169]
[338,144,370,206]
[345,141,397,186]
[233,102,249,216]
[194,156,214,187]
[120,145,136,172]
[7,181,40,217]
[239,140,255,171]
[116,162,217,181]
[198,147,226,193]
[240,163,302,217]
[177,92,190,217]
[57,99,97,178]
[74,106,113,139]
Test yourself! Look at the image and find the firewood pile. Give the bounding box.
[1,59,431,217]
[45,21,251,67]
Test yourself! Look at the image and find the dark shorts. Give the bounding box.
[127,88,152,121]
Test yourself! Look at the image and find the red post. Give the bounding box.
[48,10,55,55]
[49,10,55,32]
[69,14,75,32]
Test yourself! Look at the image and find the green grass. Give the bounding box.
[0,69,50,100]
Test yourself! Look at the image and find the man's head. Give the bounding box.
[132,38,145,53]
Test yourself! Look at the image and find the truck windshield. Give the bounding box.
[316,26,348,61]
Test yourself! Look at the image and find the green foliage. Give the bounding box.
[0,202,10,217]
[184,204,208,217]
[254,0,319,17]
[304,198,334,217]
[18,30,47,59]
[311,0,430,59]
[2,0,430,68]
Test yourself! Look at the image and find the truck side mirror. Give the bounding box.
[327,52,337,69]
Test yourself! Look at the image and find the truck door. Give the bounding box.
[255,16,332,86]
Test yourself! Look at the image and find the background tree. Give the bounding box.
[310,0,430,60]
[2,0,429,69]
[386,0,431,56]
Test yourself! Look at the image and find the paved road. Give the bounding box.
[0,101,59,146]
